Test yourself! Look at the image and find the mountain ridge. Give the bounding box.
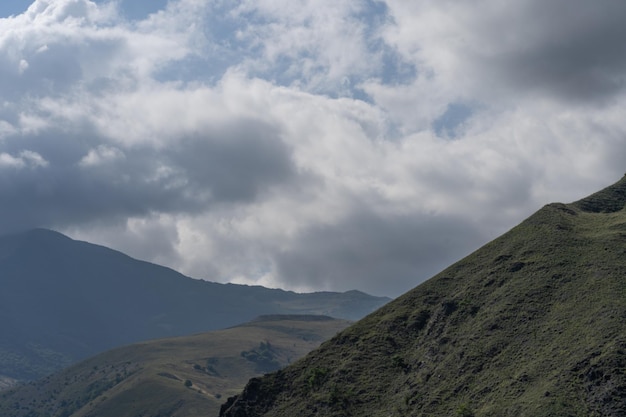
[220,175,626,417]
[0,229,389,381]
[573,173,626,213]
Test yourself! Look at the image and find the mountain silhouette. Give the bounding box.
[0,229,389,381]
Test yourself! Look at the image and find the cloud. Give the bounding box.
[274,208,486,297]
[379,0,626,105]
[79,145,124,166]
[0,150,48,168]
[230,0,387,93]
[0,0,198,101]
[1,0,626,297]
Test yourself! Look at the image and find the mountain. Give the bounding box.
[220,175,626,417]
[0,315,351,417]
[0,376,17,391]
[0,229,389,381]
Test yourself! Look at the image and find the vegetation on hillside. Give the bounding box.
[221,175,626,417]
[0,315,351,417]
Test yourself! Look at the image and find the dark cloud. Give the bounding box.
[168,120,296,203]
[473,0,626,103]
[0,155,181,234]
[275,208,488,297]
[0,119,297,234]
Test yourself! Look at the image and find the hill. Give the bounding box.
[0,315,351,417]
[220,175,626,417]
[0,229,389,381]
[0,376,17,391]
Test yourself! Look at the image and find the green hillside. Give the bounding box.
[221,175,626,417]
[0,315,350,417]
[0,229,389,381]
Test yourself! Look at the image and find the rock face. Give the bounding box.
[221,175,626,417]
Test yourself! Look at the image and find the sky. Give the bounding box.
[0,0,625,298]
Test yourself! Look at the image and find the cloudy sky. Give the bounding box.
[1,0,625,297]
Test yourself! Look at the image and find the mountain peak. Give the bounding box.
[573,173,626,213]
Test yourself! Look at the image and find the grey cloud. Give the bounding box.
[275,208,488,297]
[0,51,117,104]
[470,0,626,103]
[0,152,181,234]
[0,119,298,234]
[0,28,120,100]
[168,120,296,203]
[67,218,183,273]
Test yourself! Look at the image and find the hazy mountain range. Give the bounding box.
[0,229,389,381]
[221,175,626,416]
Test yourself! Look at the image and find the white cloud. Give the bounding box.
[0,153,25,168]
[79,145,124,166]
[0,150,48,169]
[18,58,29,73]
[231,0,381,92]
[0,0,202,103]
[0,0,625,297]
[0,120,16,137]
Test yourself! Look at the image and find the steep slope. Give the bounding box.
[0,315,351,417]
[221,175,626,417]
[0,229,389,381]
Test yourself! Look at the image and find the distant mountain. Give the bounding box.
[0,229,389,381]
[0,376,17,391]
[221,175,626,417]
[0,315,351,417]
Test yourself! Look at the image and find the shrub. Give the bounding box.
[307,367,329,390]
[456,404,474,417]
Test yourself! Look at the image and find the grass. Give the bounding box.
[0,315,351,417]
[221,175,626,417]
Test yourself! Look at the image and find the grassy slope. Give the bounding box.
[221,175,626,417]
[0,315,351,417]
